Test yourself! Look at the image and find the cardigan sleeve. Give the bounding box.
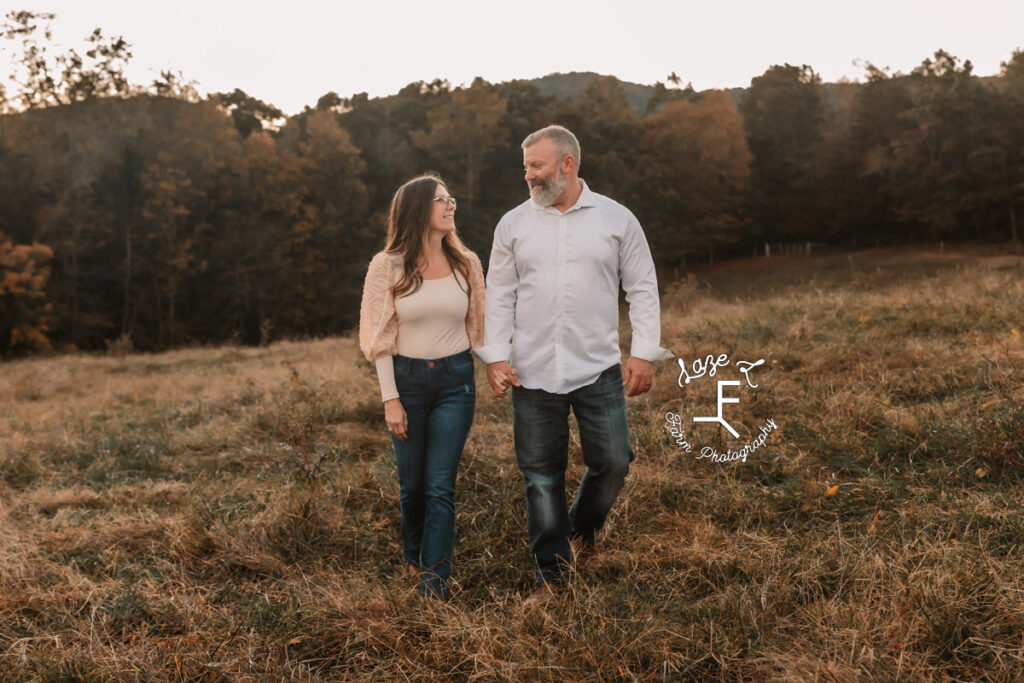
[464,250,486,350]
[358,252,399,362]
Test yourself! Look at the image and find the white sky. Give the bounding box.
[4,0,1022,115]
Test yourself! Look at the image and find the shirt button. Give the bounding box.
[428,361,435,368]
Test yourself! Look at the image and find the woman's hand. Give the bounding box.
[384,398,408,441]
[486,361,520,398]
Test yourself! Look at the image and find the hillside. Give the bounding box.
[0,246,1021,679]
[527,70,863,112]
[528,71,662,113]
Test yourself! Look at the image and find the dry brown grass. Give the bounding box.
[0,245,1021,681]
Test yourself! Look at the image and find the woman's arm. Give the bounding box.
[360,253,407,439]
[358,253,399,362]
[465,251,487,350]
[375,355,399,402]
[383,395,407,440]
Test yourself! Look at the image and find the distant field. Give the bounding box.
[0,246,1021,681]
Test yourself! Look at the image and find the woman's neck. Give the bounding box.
[422,235,446,267]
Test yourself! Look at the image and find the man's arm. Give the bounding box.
[475,219,521,396]
[619,212,674,396]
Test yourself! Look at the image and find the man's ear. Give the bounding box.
[562,155,577,174]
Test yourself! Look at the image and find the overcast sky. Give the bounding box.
[4,1,1022,115]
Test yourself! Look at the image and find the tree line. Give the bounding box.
[1,10,1022,355]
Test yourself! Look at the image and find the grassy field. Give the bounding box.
[0,245,1021,681]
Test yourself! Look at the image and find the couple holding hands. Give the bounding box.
[359,125,672,603]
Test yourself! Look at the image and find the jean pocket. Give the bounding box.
[449,356,475,382]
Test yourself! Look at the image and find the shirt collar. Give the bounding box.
[531,178,596,214]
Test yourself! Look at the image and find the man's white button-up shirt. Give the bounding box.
[475,180,674,394]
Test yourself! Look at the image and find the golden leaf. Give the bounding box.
[868,510,882,532]
[825,484,839,496]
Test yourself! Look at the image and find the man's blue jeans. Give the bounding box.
[391,350,475,600]
[511,364,635,585]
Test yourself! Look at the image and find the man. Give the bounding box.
[474,125,673,604]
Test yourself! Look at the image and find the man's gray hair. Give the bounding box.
[522,125,581,171]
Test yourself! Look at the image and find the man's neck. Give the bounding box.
[552,178,583,214]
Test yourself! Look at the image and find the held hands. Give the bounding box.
[484,358,651,398]
[486,361,520,398]
[384,398,408,440]
[623,357,655,397]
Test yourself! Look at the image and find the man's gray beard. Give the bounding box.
[529,171,568,207]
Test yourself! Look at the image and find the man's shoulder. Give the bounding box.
[498,198,536,225]
[586,187,633,216]
[583,189,641,230]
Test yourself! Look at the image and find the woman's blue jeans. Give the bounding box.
[511,364,635,586]
[391,350,475,599]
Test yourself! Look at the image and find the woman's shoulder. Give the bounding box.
[365,252,403,291]
[370,250,403,264]
[459,249,483,279]
[368,250,403,271]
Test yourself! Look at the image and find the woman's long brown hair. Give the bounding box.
[385,173,473,299]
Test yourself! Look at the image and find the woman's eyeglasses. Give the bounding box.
[433,195,457,208]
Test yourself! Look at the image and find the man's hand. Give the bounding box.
[486,361,520,398]
[384,398,408,440]
[623,357,654,397]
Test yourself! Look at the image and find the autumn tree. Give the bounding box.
[3,99,130,346]
[640,91,751,266]
[476,80,559,234]
[277,108,370,333]
[338,80,451,217]
[0,114,48,246]
[644,72,698,114]
[1,10,134,111]
[997,50,1024,243]
[211,88,285,137]
[141,162,200,344]
[556,76,643,207]
[741,64,824,241]
[815,64,916,245]
[335,91,417,218]
[413,78,505,249]
[150,69,200,101]
[885,51,1007,240]
[0,234,53,353]
[7,12,1024,360]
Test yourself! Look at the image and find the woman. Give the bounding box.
[358,173,485,600]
